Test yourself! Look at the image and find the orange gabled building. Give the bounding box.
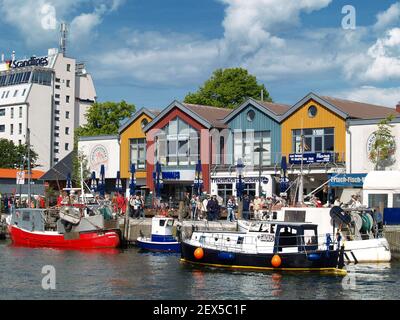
[119,108,159,193]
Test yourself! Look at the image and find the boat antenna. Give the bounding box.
[78,152,86,204]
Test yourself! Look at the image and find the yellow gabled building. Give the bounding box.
[119,108,158,193]
[280,93,399,200]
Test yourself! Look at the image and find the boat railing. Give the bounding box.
[194,232,341,254]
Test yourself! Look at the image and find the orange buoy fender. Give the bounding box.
[194,248,204,260]
[271,255,282,268]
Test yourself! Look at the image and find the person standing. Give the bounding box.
[190,195,197,220]
[139,195,146,219]
[3,195,9,214]
[183,192,191,219]
[202,196,209,221]
[242,194,251,220]
[227,197,236,222]
[129,195,136,218]
[253,196,262,220]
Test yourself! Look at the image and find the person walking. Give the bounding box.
[129,195,136,218]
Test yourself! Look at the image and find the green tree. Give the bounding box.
[369,115,397,170]
[184,68,272,109]
[0,139,38,169]
[76,100,136,136]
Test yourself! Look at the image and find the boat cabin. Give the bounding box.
[151,217,176,242]
[11,209,47,232]
[191,221,326,254]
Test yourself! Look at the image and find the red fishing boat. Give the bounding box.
[6,204,121,250]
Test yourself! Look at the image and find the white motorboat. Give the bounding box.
[238,206,391,263]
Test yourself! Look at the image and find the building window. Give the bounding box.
[66,111,70,119]
[218,184,233,206]
[18,140,22,146]
[393,194,400,208]
[19,123,22,135]
[11,107,14,119]
[13,90,18,97]
[10,124,13,135]
[65,127,70,135]
[54,142,59,147]
[293,128,334,154]
[55,101,60,105]
[55,110,60,115]
[247,110,256,122]
[5,91,10,98]
[54,158,59,163]
[55,78,60,83]
[155,118,200,166]
[66,80,71,88]
[308,105,318,118]
[243,184,257,198]
[234,131,271,166]
[0,125,5,133]
[67,64,71,72]
[65,143,69,151]
[0,109,5,116]
[19,107,23,118]
[54,149,59,154]
[1,91,5,99]
[55,117,60,122]
[141,119,149,129]
[55,94,60,99]
[55,133,60,138]
[22,89,27,96]
[66,95,70,103]
[130,138,147,170]
[55,85,61,90]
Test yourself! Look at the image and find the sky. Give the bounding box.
[0,0,400,109]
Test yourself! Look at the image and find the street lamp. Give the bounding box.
[254,144,268,197]
[236,159,245,219]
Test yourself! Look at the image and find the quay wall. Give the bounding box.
[384,226,400,260]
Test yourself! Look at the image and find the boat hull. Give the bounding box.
[137,237,181,253]
[181,242,345,275]
[8,225,121,249]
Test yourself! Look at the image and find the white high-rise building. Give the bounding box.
[0,48,97,171]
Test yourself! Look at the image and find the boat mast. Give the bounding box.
[79,152,86,204]
[298,119,304,205]
[27,128,32,207]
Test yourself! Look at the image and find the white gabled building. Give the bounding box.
[0,48,97,172]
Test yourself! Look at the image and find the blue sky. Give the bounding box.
[1,0,400,109]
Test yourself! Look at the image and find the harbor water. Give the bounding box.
[0,240,399,300]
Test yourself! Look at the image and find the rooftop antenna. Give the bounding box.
[60,22,68,56]
[261,90,264,102]
[11,50,16,61]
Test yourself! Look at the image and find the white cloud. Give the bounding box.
[374,2,400,31]
[358,28,400,82]
[338,86,400,108]
[0,0,124,48]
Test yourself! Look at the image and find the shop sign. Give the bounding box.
[8,56,49,69]
[153,172,181,180]
[212,177,269,184]
[289,153,332,165]
[329,174,367,187]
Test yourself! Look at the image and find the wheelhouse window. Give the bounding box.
[293,128,334,153]
[155,118,200,166]
[130,138,146,170]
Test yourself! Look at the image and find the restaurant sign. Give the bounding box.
[329,174,367,188]
[289,153,332,165]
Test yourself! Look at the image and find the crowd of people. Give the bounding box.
[1,194,46,212]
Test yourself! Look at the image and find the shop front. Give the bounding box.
[211,172,274,205]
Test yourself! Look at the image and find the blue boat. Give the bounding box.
[136,217,181,253]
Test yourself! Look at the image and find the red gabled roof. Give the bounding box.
[0,169,45,180]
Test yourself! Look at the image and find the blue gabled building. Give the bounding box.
[210,98,290,202]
